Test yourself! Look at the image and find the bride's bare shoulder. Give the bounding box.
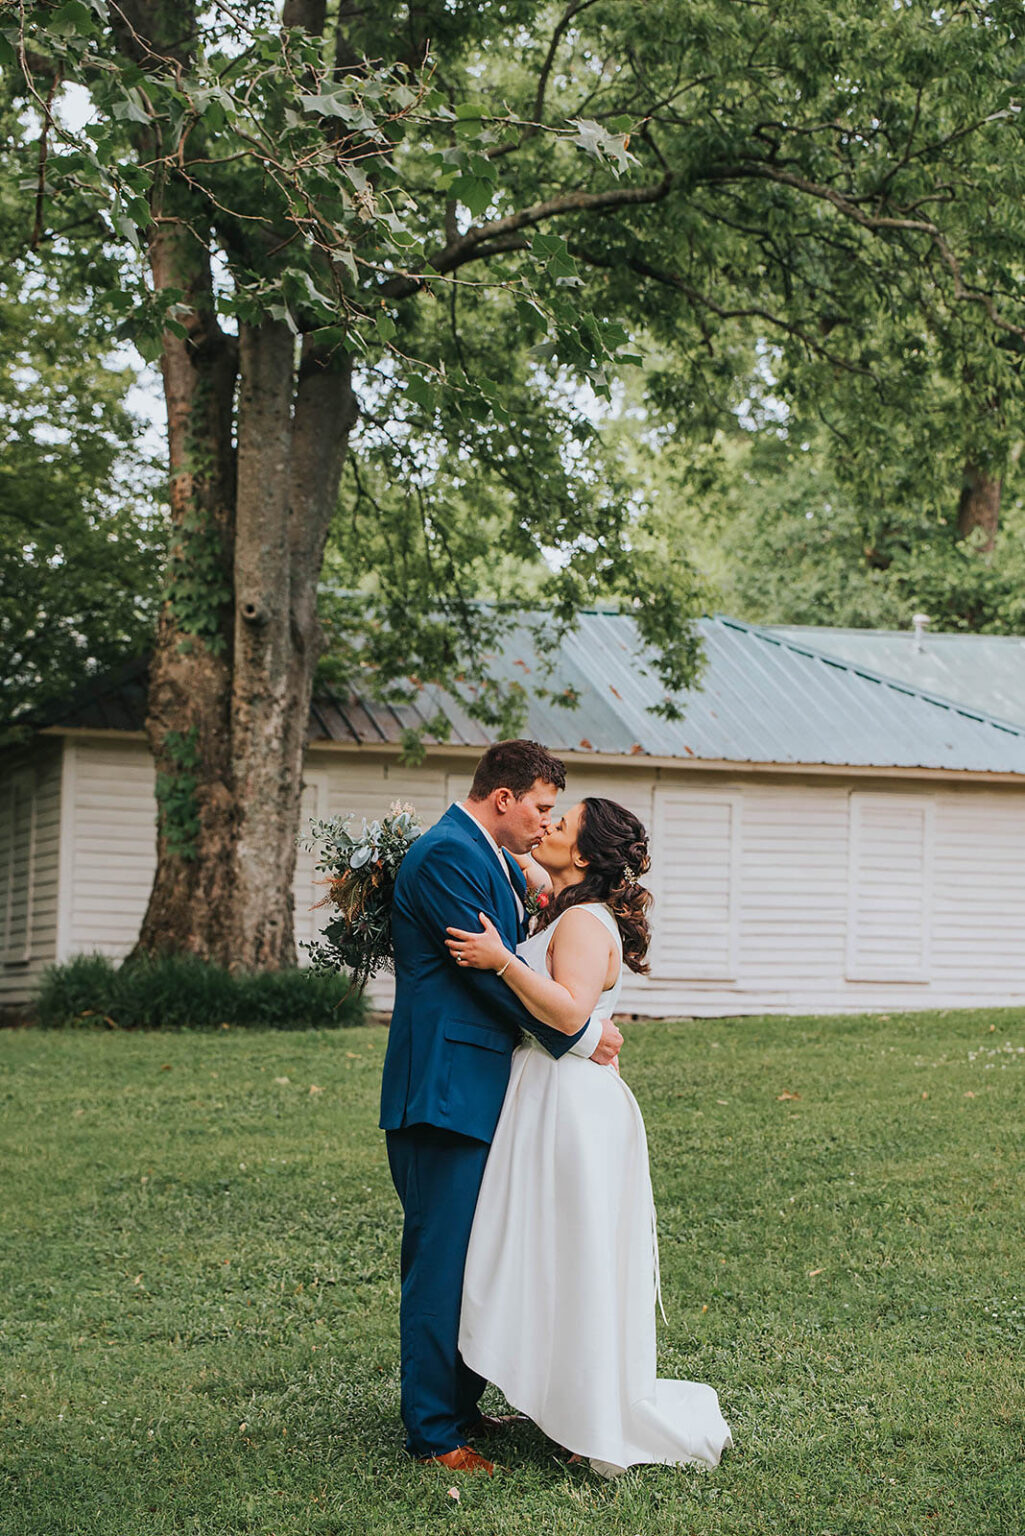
[549,904,615,950]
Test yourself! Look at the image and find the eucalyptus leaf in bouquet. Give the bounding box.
[299,802,424,992]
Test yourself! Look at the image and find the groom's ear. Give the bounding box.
[493,787,515,814]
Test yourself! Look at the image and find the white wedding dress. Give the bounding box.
[459,904,733,1476]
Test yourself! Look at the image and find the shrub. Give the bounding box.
[34,952,367,1031]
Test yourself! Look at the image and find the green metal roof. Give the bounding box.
[28,614,1025,777]
[769,626,1025,730]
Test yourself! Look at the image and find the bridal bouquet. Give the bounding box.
[300,802,423,992]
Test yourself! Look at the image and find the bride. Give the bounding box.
[445,796,732,1477]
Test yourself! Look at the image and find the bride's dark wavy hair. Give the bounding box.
[538,797,653,974]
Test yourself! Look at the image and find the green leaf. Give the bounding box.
[336,248,358,284]
[448,175,494,218]
[268,302,299,336]
[112,213,141,250]
[126,196,152,229]
[111,95,152,126]
[568,117,636,175]
[52,0,95,34]
[405,375,438,412]
[135,330,163,362]
[283,269,337,319]
[515,299,548,339]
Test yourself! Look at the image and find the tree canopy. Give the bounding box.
[9,0,1025,712]
[0,72,162,731]
[5,0,1025,963]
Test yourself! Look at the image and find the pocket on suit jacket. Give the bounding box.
[443,1018,512,1053]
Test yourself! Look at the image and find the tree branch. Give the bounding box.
[570,242,875,376]
[380,173,673,296]
[705,160,1025,342]
[31,65,60,250]
[489,0,603,160]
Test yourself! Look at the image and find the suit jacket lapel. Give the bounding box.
[443,805,521,941]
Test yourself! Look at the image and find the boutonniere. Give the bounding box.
[524,887,550,920]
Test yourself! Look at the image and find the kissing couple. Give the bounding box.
[379,739,732,1477]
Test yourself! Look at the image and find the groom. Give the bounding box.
[380,739,624,1473]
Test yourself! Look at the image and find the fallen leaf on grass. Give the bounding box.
[273,1076,290,1085]
[808,1267,825,1277]
[447,1487,460,1501]
[160,1064,172,1072]
[777,1090,800,1100]
[964,1091,976,1098]
[309,1084,325,1095]
[716,1099,729,1106]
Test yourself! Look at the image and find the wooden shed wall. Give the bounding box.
[7,734,1025,1015]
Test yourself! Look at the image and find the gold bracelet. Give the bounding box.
[496,956,513,978]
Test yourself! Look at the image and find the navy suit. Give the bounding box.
[380,804,588,1455]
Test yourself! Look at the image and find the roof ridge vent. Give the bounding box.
[911,612,931,653]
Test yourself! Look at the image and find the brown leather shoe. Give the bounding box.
[419,1445,495,1476]
[462,1412,529,1436]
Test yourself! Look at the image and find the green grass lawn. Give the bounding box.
[1,1011,1023,1536]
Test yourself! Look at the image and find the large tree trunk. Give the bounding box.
[229,326,357,967]
[129,0,358,971]
[956,457,1002,550]
[135,302,358,969]
[135,209,240,961]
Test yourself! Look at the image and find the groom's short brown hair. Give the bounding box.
[468,739,567,801]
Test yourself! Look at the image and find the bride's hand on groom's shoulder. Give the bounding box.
[509,850,554,895]
[590,1016,623,1067]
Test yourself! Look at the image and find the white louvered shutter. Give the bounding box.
[650,789,740,980]
[3,773,36,965]
[846,793,934,981]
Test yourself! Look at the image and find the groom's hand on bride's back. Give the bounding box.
[590,1017,623,1066]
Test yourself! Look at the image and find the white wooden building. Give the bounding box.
[4,614,1025,1018]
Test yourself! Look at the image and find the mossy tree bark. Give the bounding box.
[120,0,357,969]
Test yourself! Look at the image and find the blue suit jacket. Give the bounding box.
[379,804,588,1142]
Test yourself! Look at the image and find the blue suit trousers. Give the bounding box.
[386,1125,490,1456]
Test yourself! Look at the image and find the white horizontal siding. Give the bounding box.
[12,734,1025,1017]
[390,764,1025,1017]
[64,740,158,960]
